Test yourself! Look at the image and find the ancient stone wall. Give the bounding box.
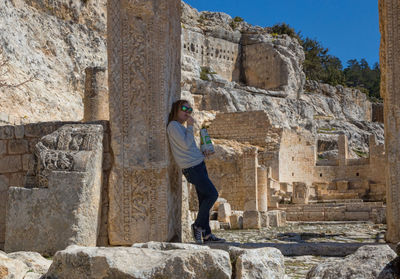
[208,111,283,151]
[281,202,386,223]
[107,0,182,245]
[204,141,260,211]
[0,121,111,250]
[182,28,240,81]
[277,131,386,201]
[278,129,315,185]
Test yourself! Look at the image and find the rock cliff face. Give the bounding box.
[0,0,106,123]
[0,0,383,154]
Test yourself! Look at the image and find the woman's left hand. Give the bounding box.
[203,150,215,158]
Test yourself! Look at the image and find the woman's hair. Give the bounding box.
[168,99,189,124]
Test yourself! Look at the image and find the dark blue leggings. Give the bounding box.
[182,161,218,236]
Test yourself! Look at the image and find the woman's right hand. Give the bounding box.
[187,116,195,126]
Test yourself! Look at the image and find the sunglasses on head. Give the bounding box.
[181,105,193,114]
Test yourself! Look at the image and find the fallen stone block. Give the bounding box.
[0,253,29,279]
[268,210,287,227]
[218,202,232,223]
[44,245,232,279]
[243,211,260,229]
[230,214,243,229]
[307,245,397,279]
[228,246,285,279]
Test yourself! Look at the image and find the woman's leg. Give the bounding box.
[185,162,218,235]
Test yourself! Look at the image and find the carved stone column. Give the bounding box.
[107,0,182,245]
[379,0,400,243]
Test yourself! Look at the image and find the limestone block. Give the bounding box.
[292,182,310,204]
[230,214,243,229]
[210,220,221,231]
[0,155,22,173]
[336,180,349,192]
[344,211,370,221]
[5,124,104,255]
[307,245,396,279]
[268,210,287,227]
[212,197,227,211]
[22,154,35,171]
[0,140,6,156]
[371,208,386,224]
[44,245,232,279]
[243,211,260,229]
[7,139,28,155]
[0,253,29,279]
[218,202,232,223]
[260,211,269,227]
[107,0,182,245]
[9,172,25,187]
[304,211,324,221]
[324,211,346,221]
[0,126,14,139]
[14,126,24,139]
[7,251,52,275]
[228,247,285,279]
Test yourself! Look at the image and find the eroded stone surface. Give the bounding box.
[5,124,103,255]
[44,245,232,279]
[306,245,397,279]
[107,0,183,245]
[379,0,400,244]
[228,246,285,279]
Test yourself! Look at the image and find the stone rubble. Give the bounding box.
[306,245,397,279]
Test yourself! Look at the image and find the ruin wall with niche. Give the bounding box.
[0,121,112,250]
[278,132,386,201]
[182,28,240,81]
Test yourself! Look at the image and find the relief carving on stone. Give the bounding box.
[108,0,181,244]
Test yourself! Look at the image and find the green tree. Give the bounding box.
[302,37,344,85]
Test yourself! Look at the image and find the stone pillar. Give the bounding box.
[292,182,309,204]
[83,67,109,121]
[242,147,260,229]
[338,134,348,166]
[242,147,258,211]
[257,166,268,212]
[107,0,182,245]
[379,0,400,243]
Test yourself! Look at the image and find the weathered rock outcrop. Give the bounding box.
[307,245,397,279]
[0,0,106,124]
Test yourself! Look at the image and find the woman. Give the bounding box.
[167,99,225,244]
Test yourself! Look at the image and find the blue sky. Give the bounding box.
[184,0,380,68]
